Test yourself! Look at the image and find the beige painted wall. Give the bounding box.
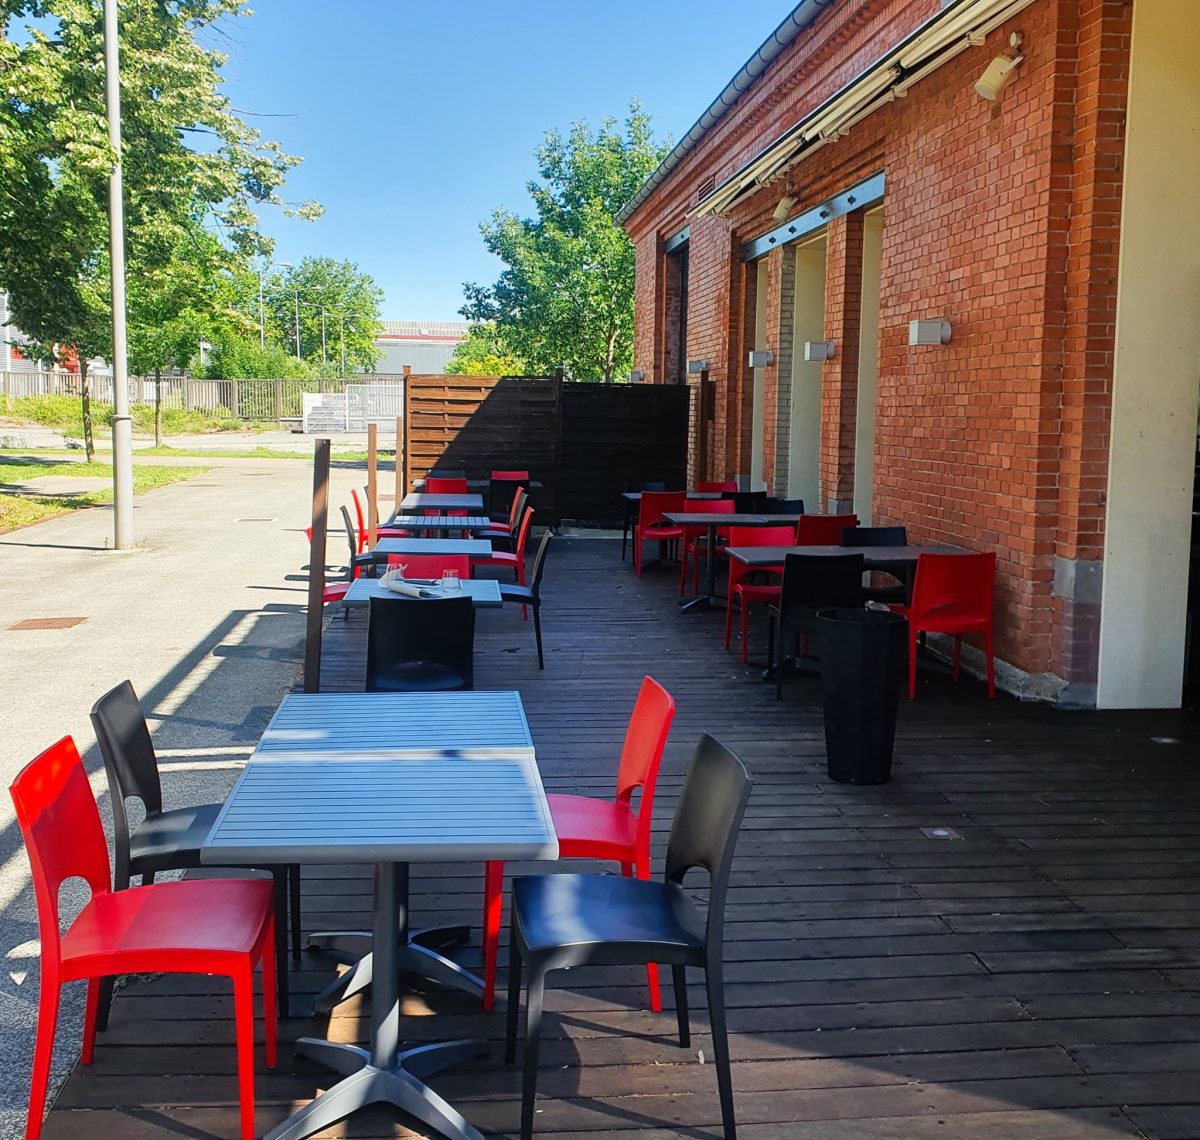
[1098,0,1200,707]
[789,241,827,505]
[854,210,883,522]
[751,261,769,488]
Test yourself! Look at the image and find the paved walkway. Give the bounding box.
[0,452,365,1139]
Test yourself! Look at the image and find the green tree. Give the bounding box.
[0,0,320,450]
[461,102,668,382]
[200,332,316,381]
[262,257,384,376]
[445,323,525,376]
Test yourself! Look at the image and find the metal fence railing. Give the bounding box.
[0,371,405,427]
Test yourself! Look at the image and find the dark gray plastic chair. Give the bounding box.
[474,487,529,551]
[767,553,866,698]
[365,595,475,691]
[762,497,806,514]
[841,524,910,603]
[505,733,753,1140]
[499,530,552,668]
[90,680,296,1025]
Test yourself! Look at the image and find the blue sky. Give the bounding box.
[214,1,792,320]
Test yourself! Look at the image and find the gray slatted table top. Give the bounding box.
[373,537,492,556]
[254,690,534,760]
[663,512,801,527]
[343,577,503,608]
[621,491,721,502]
[201,759,558,865]
[398,493,486,513]
[726,543,972,569]
[383,515,492,530]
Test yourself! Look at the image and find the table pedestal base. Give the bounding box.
[264,1038,487,1140]
[308,923,479,1012]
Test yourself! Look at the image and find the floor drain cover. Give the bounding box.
[921,826,962,840]
[7,617,88,631]
[233,517,278,523]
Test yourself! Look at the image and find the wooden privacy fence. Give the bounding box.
[402,374,690,524]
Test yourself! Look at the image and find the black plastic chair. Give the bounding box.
[365,595,475,691]
[500,530,552,668]
[90,681,297,1025]
[767,553,865,698]
[505,733,753,1140]
[474,487,529,551]
[621,482,666,561]
[490,476,531,523]
[762,497,805,514]
[427,468,466,480]
[728,489,767,513]
[841,525,909,603]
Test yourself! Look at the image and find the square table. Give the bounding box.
[252,690,535,1012]
[343,576,503,609]
[663,512,802,611]
[398,492,485,514]
[254,691,534,761]
[373,536,492,557]
[726,542,970,572]
[203,757,556,1140]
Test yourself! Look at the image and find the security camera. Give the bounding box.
[975,52,1022,101]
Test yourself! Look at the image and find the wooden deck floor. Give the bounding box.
[43,537,1200,1140]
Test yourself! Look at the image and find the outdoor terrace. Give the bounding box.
[41,535,1200,1140]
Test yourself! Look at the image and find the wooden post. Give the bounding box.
[367,422,378,548]
[400,415,410,513]
[401,374,412,495]
[303,438,330,693]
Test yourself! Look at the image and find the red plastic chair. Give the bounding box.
[696,480,738,493]
[471,505,534,614]
[680,497,736,595]
[349,489,408,551]
[427,475,470,518]
[724,525,796,661]
[894,552,996,699]
[794,514,859,545]
[633,490,686,577]
[11,737,276,1140]
[481,675,676,1011]
[383,553,469,580]
[491,469,530,480]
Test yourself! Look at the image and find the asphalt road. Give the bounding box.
[0,451,364,1139]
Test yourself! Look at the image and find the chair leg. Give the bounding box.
[288,864,303,963]
[952,634,962,682]
[908,626,918,699]
[260,918,278,1068]
[723,592,735,650]
[739,601,750,664]
[672,965,690,1048]
[706,959,737,1140]
[27,970,60,1140]
[482,860,505,1011]
[985,625,996,697]
[270,870,290,1020]
[520,966,547,1140]
[621,519,629,561]
[532,604,544,669]
[768,614,781,700]
[81,977,100,1066]
[634,527,642,577]
[504,924,523,1064]
[232,966,257,1140]
[94,975,116,1033]
[628,856,661,1012]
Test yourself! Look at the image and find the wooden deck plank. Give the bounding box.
[40,536,1200,1140]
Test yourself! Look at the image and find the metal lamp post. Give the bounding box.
[258,260,291,348]
[103,0,133,550]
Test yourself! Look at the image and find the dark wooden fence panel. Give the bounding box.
[402,375,689,524]
[559,383,689,524]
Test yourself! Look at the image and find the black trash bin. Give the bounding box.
[817,607,907,784]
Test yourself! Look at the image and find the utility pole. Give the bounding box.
[339,313,347,377]
[321,306,327,370]
[258,260,291,348]
[293,290,301,359]
[103,0,133,550]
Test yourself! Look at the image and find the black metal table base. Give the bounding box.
[679,523,724,613]
[268,862,485,1140]
[308,922,479,1012]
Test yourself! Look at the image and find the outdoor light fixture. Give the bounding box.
[629,369,645,382]
[772,195,798,221]
[803,340,835,362]
[908,319,952,346]
[748,349,774,368]
[975,33,1023,101]
[687,359,708,374]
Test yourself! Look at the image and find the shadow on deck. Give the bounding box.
[43,537,1200,1140]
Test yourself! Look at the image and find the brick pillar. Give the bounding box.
[820,212,864,513]
[633,231,664,380]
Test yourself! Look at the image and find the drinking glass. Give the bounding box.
[441,569,461,592]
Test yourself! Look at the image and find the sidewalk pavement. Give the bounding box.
[0,454,366,1139]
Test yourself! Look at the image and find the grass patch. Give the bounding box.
[0,459,210,533]
[0,393,269,435]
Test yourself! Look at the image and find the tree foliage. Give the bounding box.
[0,0,322,447]
[261,257,383,376]
[460,103,667,382]
[444,323,525,376]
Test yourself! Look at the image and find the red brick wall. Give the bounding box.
[623,0,1132,690]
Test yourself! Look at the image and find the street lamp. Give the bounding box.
[338,313,356,377]
[257,260,291,349]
